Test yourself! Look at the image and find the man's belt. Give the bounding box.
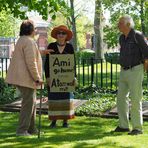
[122,66,133,70]
[122,63,142,70]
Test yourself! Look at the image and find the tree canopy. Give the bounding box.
[0,0,68,20]
[0,0,147,50]
[0,10,20,37]
[103,0,148,48]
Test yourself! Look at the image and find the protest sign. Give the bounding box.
[49,54,75,92]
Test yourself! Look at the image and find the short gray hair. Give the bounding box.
[121,15,135,28]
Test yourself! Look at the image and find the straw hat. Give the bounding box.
[51,25,73,41]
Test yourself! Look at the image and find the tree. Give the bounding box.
[60,0,94,50]
[103,0,148,48]
[94,0,104,59]
[69,0,77,51]
[0,0,68,20]
[76,15,93,49]
[0,10,20,37]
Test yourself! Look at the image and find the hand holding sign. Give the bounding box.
[74,77,78,87]
[144,59,148,72]
[46,78,51,86]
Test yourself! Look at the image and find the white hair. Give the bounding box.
[121,15,135,28]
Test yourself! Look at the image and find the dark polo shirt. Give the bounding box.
[119,29,148,67]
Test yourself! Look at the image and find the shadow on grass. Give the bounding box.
[0,111,128,148]
[1,112,148,148]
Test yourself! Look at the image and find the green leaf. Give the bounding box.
[51,14,56,20]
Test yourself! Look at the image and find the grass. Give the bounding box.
[0,111,148,148]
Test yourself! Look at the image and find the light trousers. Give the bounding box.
[117,64,143,131]
[16,86,36,134]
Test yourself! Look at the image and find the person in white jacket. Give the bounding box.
[6,20,43,136]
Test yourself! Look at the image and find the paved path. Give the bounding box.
[102,101,148,121]
[1,98,148,121]
[0,98,87,114]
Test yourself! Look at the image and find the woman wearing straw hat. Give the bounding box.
[44,25,77,128]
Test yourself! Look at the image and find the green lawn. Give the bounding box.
[0,111,148,148]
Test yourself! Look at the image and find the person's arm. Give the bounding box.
[40,49,54,55]
[144,59,148,72]
[70,44,77,77]
[44,52,50,86]
[44,43,55,86]
[136,33,148,59]
[44,54,49,78]
[136,33,148,72]
[70,44,78,86]
[119,34,124,49]
[44,44,52,79]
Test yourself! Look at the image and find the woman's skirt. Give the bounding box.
[48,91,75,120]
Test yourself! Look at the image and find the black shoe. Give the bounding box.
[128,129,143,135]
[28,127,39,134]
[114,126,130,132]
[28,129,38,134]
[49,121,56,128]
[28,130,44,135]
[63,122,69,128]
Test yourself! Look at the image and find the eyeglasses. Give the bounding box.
[57,32,67,35]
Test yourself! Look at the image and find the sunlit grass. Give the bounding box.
[0,111,148,148]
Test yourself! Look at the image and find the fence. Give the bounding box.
[0,58,10,78]
[1,57,148,89]
[0,37,15,58]
[76,58,148,89]
[76,58,120,89]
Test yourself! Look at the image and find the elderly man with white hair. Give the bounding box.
[114,15,148,135]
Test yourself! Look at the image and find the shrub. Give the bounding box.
[74,86,117,116]
[0,78,7,94]
[0,78,15,104]
[75,49,95,65]
[104,52,120,64]
[74,86,148,116]
[76,49,95,59]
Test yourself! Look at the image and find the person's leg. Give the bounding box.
[128,65,143,132]
[117,70,130,129]
[49,120,57,128]
[63,119,69,128]
[28,90,37,133]
[63,119,67,123]
[16,86,35,134]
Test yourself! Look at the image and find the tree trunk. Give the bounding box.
[94,0,104,59]
[70,0,77,51]
[140,0,145,34]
